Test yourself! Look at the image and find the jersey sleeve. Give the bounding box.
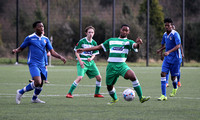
[101,39,110,52]
[20,36,30,48]
[161,35,165,45]
[46,38,53,51]
[174,32,181,45]
[129,40,138,52]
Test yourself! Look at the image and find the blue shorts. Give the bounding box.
[29,64,47,80]
[162,59,180,77]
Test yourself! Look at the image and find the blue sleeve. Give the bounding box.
[46,38,53,51]
[174,32,181,45]
[161,35,165,45]
[20,36,30,48]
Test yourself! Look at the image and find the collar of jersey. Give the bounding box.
[34,32,44,39]
[118,37,127,39]
[85,37,93,43]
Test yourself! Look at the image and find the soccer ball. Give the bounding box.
[123,88,135,101]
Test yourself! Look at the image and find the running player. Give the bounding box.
[12,21,66,104]
[77,24,150,105]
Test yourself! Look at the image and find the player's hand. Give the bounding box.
[136,37,143,44]
[80,61,85,68]
[77,49,84,53]
[87,58,92,62]
[12,49,17,54]
[60,56,66,64]
[157,49,161,54]
[182,54,184,58]
[164,52,169,56]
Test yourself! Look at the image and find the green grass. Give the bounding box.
[1,57,200,67]
[0,65,200,120]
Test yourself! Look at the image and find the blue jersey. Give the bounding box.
[161,30,182,64]
[20,33,53,66]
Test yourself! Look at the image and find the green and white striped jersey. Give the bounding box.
[74,37,99,60]
[101,38,138,62]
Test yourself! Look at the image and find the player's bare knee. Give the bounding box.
[161,72,166,77]
[107,85,113,91]
[96,75,102,82]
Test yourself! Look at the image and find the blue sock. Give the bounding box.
[177,75,180,82]
[161,77,166,96]
[172,79,178,89]
[166,73,169,84]
[32,87,42,100]
[19,82,35,94]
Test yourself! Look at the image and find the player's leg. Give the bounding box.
[166,72,169,87]
[31,76,45,103]
[94,75,104,97]
[66,62,86,98]
[169,63,180,97]
[86,61,104,97]
[107,85,119,105]
[66,76,82,98]
[106,63,119,104]
[31,66,46,103]
[44,66,50,84]
[106,79,118,101]
[124,69,150,103]
[177,66,181,87]
[16,65,40,104]
[158,60,169,101]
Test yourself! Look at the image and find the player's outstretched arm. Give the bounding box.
[12,47,24,54]
[50,49,66,64]
[77,45,102,53]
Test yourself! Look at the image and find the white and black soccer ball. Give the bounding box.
[123,88,135,101]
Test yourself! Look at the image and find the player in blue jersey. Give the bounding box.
[29,31,51,84]
[12,21,66,104]
[158,24,184,88]
[157,18,182,101]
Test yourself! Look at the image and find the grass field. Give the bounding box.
[0,65,200,120]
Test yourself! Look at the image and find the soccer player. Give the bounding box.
[77,24,150,105]
[158,24,184,88]
[12,21,66,104]
[29,30,50,84]
[66,26,104,98]
[157,18,182,101]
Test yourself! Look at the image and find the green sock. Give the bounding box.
[134,85,143,100]
[109,92,118,100]
[68,82,77,94]
[95,86,100,94]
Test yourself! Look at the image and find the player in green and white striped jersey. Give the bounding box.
[77,24,150,104]
[66,26,104,98]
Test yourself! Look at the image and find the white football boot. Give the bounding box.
[16,89,23,104]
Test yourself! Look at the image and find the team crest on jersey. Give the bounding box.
[44,40,46,43]
[170,37,172,40]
